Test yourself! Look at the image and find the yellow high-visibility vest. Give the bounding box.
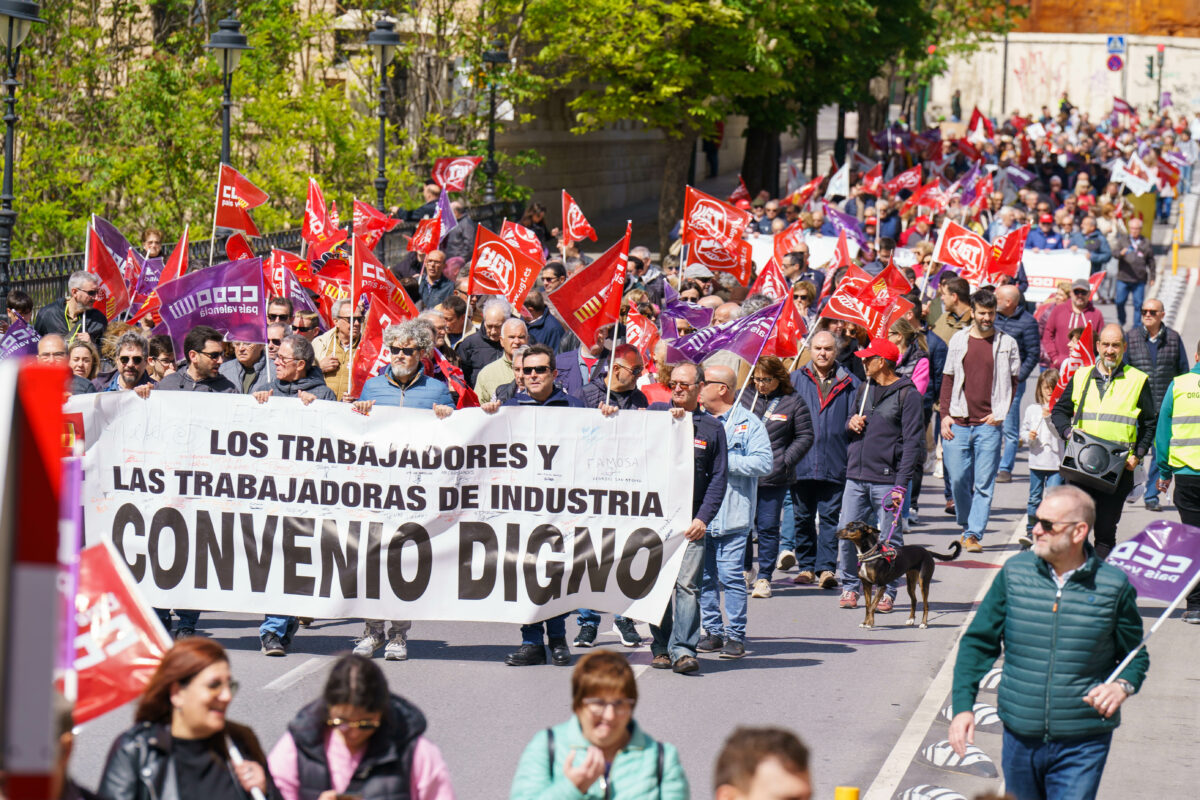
[1070,364,1148,445]
[1168,372,1200,470]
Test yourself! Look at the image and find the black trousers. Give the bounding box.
[1172,474,1200,611]
[1067,467,1134,560]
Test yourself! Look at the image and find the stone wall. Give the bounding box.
[1014,1,1200,38]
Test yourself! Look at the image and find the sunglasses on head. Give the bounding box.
[119,355,143,365]
[521,365,552,375]
[388,345,419,356]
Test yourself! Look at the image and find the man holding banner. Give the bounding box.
[949,485,1149,800]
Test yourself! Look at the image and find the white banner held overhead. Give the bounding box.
[65,394,695,624]
[1021,249,1091,303]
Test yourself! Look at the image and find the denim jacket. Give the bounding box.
[707,403,772,537]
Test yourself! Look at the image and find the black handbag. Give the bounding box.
[1059,368,1130,493]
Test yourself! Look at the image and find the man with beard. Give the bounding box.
[940,289,1021,553]
[33,270,108,344]
[156,326,238,394]
[1051,323,1155,559]
[93,331,155,396]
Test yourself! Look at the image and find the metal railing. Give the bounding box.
[7,200,524,306]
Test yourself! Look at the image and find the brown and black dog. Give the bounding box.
[836,521,962,629]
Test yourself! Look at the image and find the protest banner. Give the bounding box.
[66,393,693,625]
[1022,250,1090,303]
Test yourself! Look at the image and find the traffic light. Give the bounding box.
[1157,44,1165,68]
[1146,56,1154,79]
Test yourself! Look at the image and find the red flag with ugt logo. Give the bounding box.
[467,225,542,308]
[854,264,912,310]
[883,165,922,195]
[87,226,131,321]
[750,258,790,301]
[547,223,630,348]
[681,185,751,250]
[407,217,441,254]
[432,156,483,192]
[214,164,269,237]
[624,304,660,366]
[685,237,754,286]
[561,190,597,245]
[932,219,991,284]
[860,163,883,196]
[773,220,806,266]
[353,199,400,250]
[988,224,1030,278]
[500,220,546,263]
[225,232,256,262]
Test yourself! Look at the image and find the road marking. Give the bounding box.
[1170,268,1198,330]
[264,657,326,691]
[863,519,1024,800]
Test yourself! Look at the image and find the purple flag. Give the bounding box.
[92,216,133,272]
[1004,165,1035,189]
[282,265,322,326]
[661,281,714,330]
[1108,520,1200,603]
[822,202,866,247]
[156,258,267,355]
[0,317,40,359]
[1162,150,1186,170]
[131,255,164,311]
[959,163,985,206]
[436,191,458,245]
[1161,91,1173,109]
[668,299,783,364]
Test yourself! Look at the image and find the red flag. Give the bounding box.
[350,293,417,396]
[968,107,994,139]
[1048,323,1095,407]
[466,226,543,308]
[681,185,752,250]
[750,258,790,301]
[685,236,754,286]
[64,542,171,726]
[88,226,130,321]
[430,346,480,408]
[328,200,341,229]
[966,173,994,220]
[500,220,546,263]
[129,226,189,323]
[267,249,315,294]
[432,156,483,192]
[225,232,256,261]
[901,179,943,215]
[860,163,883,196]
[760,297,808,359]
[955,138,983,162]
[302,177,347,257]
[932,219,991,284]
[728,175,751,204]
[624,304,661,366]
[547,223,630,348]
[353,199,400,250]
[1087,270,1105,302]
[561,190,598,245]
[789,175,823,207]
[883,165,922,195]
[988,224,1030,278]
[352,236,418,321]
[773,220,807,266]
[833,229,854,269]
[214,164,269,237]
[407,217,441,254]
[1112,97,1136,117]
[854,264,913,310]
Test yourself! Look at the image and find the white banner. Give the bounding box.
[1021,250,1091,303]
[65,393,694,624]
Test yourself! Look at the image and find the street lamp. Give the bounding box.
[366,18,402,212]
[482,38,508,206]
[204,13,252,166]
[0,0,43,305]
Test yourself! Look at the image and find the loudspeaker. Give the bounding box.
[1059,429,1128,493]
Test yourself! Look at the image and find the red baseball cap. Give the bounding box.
[735,198,752,210]
[915,215,932,225]
[855,338,900,363]
[1039,213,1053,224]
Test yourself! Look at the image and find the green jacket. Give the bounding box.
[509,716,689,800]
[952,548,1149,741]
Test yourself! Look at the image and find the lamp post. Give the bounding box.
[204,14,252,167]
[482,38,507,206]
[367,18,401,213]
[0,0,43,305]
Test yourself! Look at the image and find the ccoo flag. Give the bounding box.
[214,165,269,237]
[155,258,267,355]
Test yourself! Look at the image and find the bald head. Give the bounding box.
[714,302,742,326]
[995,285,1021,316]
[698,295,724,311]
[37,334,68,364]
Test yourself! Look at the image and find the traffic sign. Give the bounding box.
[1107,35,1126,54]
[1108,54,1124,72]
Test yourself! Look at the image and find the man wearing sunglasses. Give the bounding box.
[950,485,1148,800]
[33,269,108,345]
[291,311,321,342]
[266,296,294,326]
[94,331,154,397]
[156,325,237,395]
[581,344,648,412]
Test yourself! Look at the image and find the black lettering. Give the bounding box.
[227,431,248,457]
[439,486,458,510]
[609,490,629,517]
[194,511,234,590]
[366,521,383,599]
[537,444,560,470]
[386,523,432,601]
[377,446,397,468]
[277,433,295,459]
[338,439,356,465]
[503,484,520,510]
[321,480,339,505]
[458,522,497,600]
[193,470,213,496]
[175,470,191,494]
[319,519,358,598]
[488,442,508,468]
[567,488,588,514]
[316,437,336,464]
[407,485,426,511]
[503,523,520,602]
[241,514,277,592]
[567,527,615,594]
[523,486,543,512]
[420,446,442,470]
[213,472,235,498]
[398,447,420,469]
[508,443,528,469]
[616,528,662,600]
[359,442,380,467]
[282,517,316,596]
[111,503,145,580]
[295,436,315,462]
[113,466,129,491]
[466,444,487,469]
[524,524,564,605]
[249,432,269,458]
[148,507,188,590]
[642,492,663,518]
[444,446,464,470]
[362,482,382,509]
[461,485,478,509]
[545,488,565,514]
[237,473,256,500]
[383,484,406,511]
[274,477,293,503]
[149,469,165,494]
[341,481,361,508]
[296,479,318,504]
[210,429,226,455]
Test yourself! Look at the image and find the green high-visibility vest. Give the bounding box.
[1070,364,1147,445]
[1168,372,1200,470]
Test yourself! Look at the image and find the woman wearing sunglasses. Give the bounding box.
[98,639,275,800]
[268,654,455,800]
[510,651,688,799]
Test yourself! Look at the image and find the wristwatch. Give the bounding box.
[1115,679,1136,696]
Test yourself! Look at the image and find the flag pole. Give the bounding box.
[603,220,633,407]
[1103,567,1200,685]
[733,301,784,408]
[208,166,222,268]
[348,224,357,400]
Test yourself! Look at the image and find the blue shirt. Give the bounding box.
[358,370,453,408]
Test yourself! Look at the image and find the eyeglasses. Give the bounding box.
[325,717,381,731]
[274,355,300,364]
[1140,308,1161,316]
[197,349,224,361]
[1033,518,1081,532]
[338,316,365,324]
[581,698,636,714]
[751,376,774,383]
[200,678,239,696]
[522,365,552,375]
[118,355,144,365]
[701,380,732,390]
[388,345,419,356]
[667,381,696,389]
[614,363,643,377]
[268,338,283,346]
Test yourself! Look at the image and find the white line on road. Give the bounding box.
[1170,267,1198,331]
[264,657,327,691]
[863,519,1025,800]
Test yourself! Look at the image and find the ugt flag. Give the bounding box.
[432,156,483,192]
[1108,520,1200,602]
[156,257,267,354]
[561,190,597,246]
[547,223,630,348]
[467,225,543,309]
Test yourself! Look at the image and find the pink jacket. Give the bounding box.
[1041,301,1104,369]
[268,730,456,800]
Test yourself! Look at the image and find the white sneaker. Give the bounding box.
[776,550,797,571]
[743,570,754,590]
[385,635,408,661]
[353,634,384,657]
[751,578,772,599]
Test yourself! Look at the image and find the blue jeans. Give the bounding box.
[520,614,567,645]
[1156,194,1172,222]
[260,616,299,645]
[1002,728,1112,800]
[999,381,1026,474]
[836,480,903,595]
[576,609,629,626]
[791,479,843,574]
[700,532,750,641]
[650,539,705,660]
[1143,445,1160,502]
[1114,280,1145,328]
[750,485,789,579]
[778,490,796,552]
[942,422,1003,540]
[1027,469,1064,529]
[155,608,200,632]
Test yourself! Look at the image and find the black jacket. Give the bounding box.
[846,376,924,487]
[269,371,337,401]
[156,369,238,393]
[453,331,503,387]
[581,375,648,410]
[740,388,813,486]
[287,695,426,800]
[649,403,729,524]
[97,721,277,800]
[1124,325,1189,409]
[34,297,108,342]
[995,304,1042,382]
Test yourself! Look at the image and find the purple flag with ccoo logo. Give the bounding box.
[667,299,783,365]
[155,258,267,355]
[0,317,40,359]
[1107,520,1200,603]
